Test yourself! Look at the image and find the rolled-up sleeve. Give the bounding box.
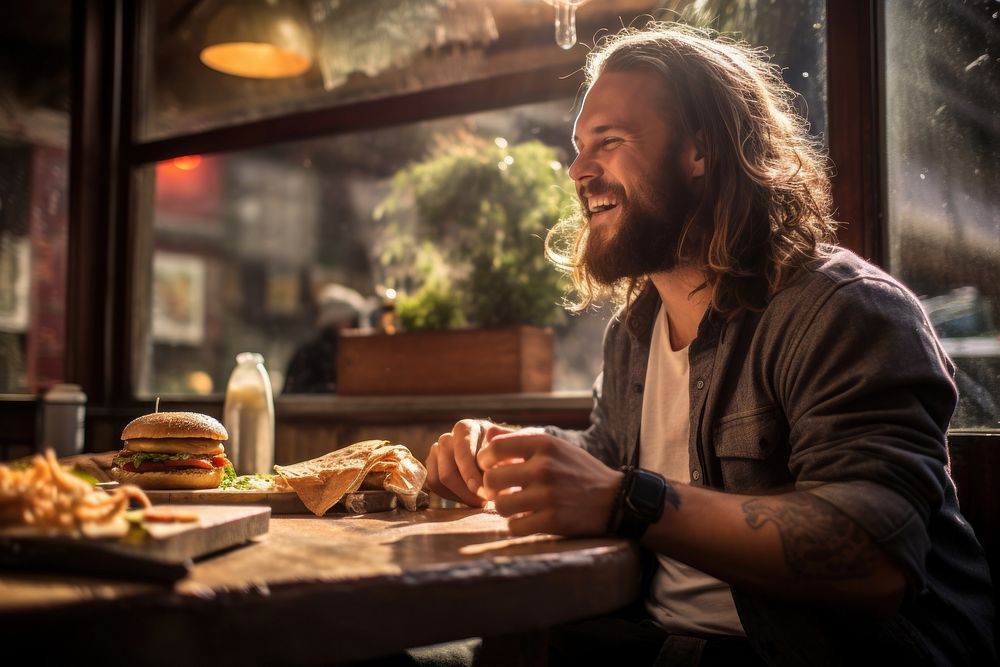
[781,277,957,593]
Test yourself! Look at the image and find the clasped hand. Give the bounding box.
[425,420,621,537]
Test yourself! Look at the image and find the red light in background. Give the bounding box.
[172,155,203,171]
[156,154,221,220]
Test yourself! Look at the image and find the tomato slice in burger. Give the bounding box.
[166,458,214,470]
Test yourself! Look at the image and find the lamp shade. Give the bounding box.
[200,0,313,79]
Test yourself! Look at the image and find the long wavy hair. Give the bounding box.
[545,22,837,317]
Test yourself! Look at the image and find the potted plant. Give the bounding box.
[337,131,576,395]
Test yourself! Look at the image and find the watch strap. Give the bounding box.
[609,466,667,539]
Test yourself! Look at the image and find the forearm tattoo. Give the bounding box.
[741,493,881,579]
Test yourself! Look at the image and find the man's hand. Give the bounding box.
[425,419,515,507]
[477,428,623,537]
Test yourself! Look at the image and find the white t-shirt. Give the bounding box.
[640,306,745,636]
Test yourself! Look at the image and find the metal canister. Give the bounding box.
[40,383,86,457]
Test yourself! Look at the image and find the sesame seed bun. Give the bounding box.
[121,412,228,442]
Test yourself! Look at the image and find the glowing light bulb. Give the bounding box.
[172,155,203,171]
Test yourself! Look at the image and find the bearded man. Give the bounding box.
[425,23,995,666]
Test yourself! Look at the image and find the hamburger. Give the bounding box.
[110,412,231,490]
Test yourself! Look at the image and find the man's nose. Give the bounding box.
[568,152,601,185]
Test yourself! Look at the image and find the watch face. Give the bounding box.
[628,470,666,517]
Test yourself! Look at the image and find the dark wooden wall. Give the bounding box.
[948,433,1000,585]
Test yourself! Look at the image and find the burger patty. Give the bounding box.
[113,450,229,473]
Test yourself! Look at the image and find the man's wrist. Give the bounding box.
[608,466,668,539]
[606,468,630,534]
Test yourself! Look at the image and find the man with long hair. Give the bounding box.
[425,24,994,665]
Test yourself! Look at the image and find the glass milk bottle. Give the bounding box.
[223,352,275,475]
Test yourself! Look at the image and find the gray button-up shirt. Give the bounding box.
[547,247,995,665]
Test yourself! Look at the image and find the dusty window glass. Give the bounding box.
[135,1,827,397]
[883,0,1000,430]
[0,3,71,394]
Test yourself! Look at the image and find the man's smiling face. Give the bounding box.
[568,69,702,284]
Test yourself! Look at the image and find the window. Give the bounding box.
[883,0,1000,430]
[0,2,71,394]
[133,0,827,397]
[136,100,609,395]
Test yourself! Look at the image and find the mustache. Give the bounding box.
[578,180,624,201]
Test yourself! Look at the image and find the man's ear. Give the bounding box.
[685,130,706,180]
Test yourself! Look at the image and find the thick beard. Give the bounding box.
[581,157,696,287]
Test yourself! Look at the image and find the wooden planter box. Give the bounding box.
[337,326,553,395]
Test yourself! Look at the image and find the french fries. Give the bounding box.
[0,449,150,537]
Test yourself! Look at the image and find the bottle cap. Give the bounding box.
[236,352,265,365]
[44,383,87,403]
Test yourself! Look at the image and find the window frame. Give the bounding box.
[75,0,600,410]
[85,0,878,406]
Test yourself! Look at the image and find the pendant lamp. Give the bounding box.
[200,0,313,79]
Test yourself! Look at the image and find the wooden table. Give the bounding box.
[0,508,641,665]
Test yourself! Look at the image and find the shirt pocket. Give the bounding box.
[711,405,791,491]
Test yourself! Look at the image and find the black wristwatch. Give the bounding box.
[610,467,668,539]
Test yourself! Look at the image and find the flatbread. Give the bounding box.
[274,440,427,516]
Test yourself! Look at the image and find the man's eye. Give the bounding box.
[600,137,623,149]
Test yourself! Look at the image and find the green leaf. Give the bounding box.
[112,452,199,468]
[69,468,99,486]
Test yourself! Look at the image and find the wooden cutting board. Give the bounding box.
[144,488,314,514]
[143,489,427,514]
[125,504,271,561]
[0,505,270,583]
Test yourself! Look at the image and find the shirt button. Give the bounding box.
[695,379,705,390]
[632,383,644,394]
[691,469,701,481]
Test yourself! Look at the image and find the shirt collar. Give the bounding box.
[623,281,728,350]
